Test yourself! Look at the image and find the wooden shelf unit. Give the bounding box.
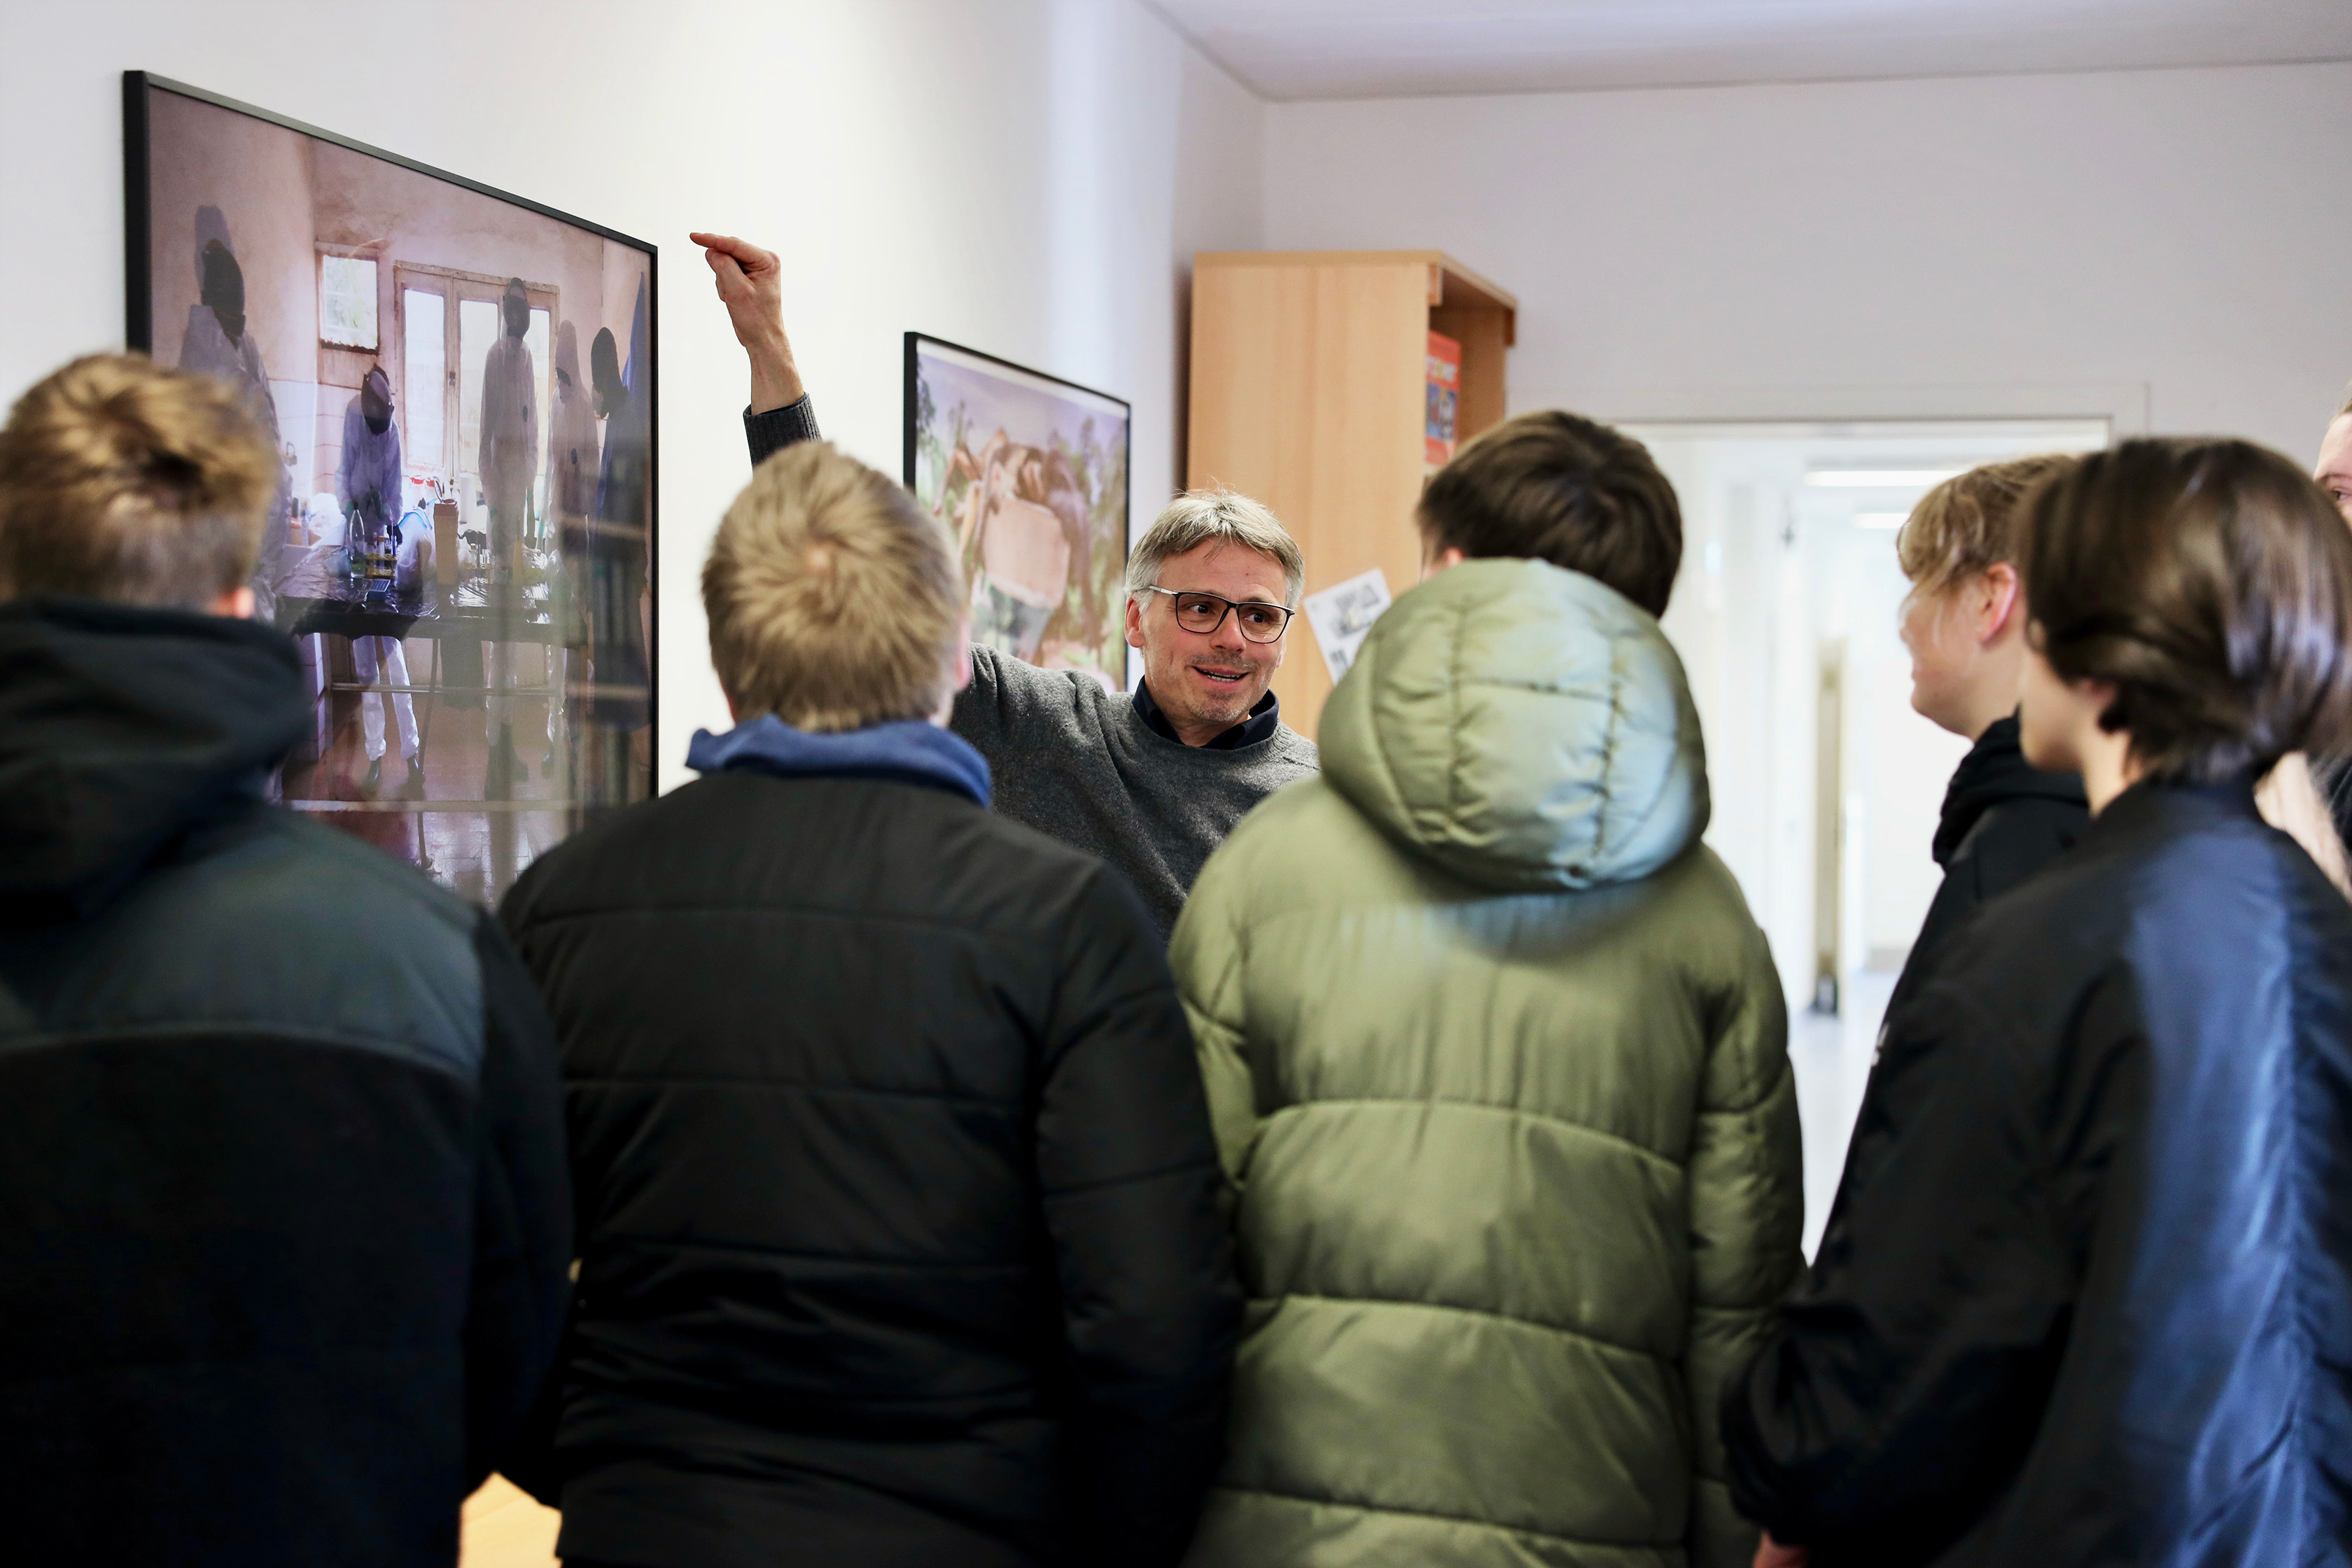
[1186,249,1517,738]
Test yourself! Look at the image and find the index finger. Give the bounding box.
[688,232,776,270]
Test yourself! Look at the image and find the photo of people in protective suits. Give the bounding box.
[136,79,654,905]
[907,337,1130,690]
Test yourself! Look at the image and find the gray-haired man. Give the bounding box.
[693,230,1319,934]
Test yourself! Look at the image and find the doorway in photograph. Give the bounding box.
[1625,418,2110,1253]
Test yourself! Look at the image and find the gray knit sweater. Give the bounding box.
[745,397,1318,934]
[953,648,1319,937]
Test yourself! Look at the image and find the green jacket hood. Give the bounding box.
[1318,557,1708,892]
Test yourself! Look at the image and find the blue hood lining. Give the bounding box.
[686,715,991,807]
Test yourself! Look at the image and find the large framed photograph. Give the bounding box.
[904,333,1130,690]
[125,71,656,905]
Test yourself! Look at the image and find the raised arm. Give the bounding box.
[691,232,806,414]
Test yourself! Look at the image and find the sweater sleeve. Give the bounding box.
[744,395,820,467]
[1682,925,1805,1568]
[1720,977,2076,1561]
[1035,865,1242,1568]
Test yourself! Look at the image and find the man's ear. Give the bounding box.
[951,615,974,693]
[1124,592,1146,650]
[1978,562,2022,645]
[207,585,255,620]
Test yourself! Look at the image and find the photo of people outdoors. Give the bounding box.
[905,333,1129,690]
[130,75,654,904]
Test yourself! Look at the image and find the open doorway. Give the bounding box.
[1625,419,2109,1251]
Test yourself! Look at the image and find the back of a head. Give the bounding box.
[1418,410,1681,617]
[2022,437,2352,784]
[1897,454,2077,596]
[0,354,274,607]
[703,441,963,732]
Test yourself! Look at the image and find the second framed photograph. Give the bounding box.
[904,333,1130,691]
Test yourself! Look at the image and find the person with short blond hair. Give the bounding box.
[498,439,1239,1568]
[0,352,573,1566]
[697,231,1319,937]
[702,438,965,731]
[1883,454,2090,1008]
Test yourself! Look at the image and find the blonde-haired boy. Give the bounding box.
[1886,455,2092,1006]
[496,438,1238,1567]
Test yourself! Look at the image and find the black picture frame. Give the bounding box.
[124,69,662,898]
[903,331,1133,688]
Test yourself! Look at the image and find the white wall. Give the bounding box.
[0,0,1264,790]
[1262,62,2352,459]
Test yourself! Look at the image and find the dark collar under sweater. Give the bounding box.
[687,714,992,806]
[1130,678,1282,750]
[1933,712,2087,867]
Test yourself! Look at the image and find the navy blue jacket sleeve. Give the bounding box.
[462,911,575,1490]
[1719,978,2075,1560]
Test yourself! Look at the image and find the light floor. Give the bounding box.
[1787,965,1896,1258]
[461,1478,560,1568]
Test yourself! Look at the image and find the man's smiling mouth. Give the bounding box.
[1194,667,1249,684]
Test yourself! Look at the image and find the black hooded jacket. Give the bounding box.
[1888,713,2087,1014]
[0,598,572,1567]
[496,722,1241,1568]
[1723,778,2352,1564]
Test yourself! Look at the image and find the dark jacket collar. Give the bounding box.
[1131,678,1282,750]
[1933,713,2090,866]
[2085,771,2263,846]
[687,713,992,806]
[0,596,307,913]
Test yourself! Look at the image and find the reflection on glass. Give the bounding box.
[402,288,444,473]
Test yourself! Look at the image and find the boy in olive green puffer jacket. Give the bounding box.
[1172,413,1804,1568]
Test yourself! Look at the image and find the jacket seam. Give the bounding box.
[589,1232,1032,1269]
[564,1074,1019,1108]
[1210,1478,1673,1552]
[1253,1290,1665,1363]
[1260,1095,1679,1170]
[1042,1153,1222,1200]
[0,1018,478,1082]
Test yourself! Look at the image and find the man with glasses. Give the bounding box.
[694,231,1319,936]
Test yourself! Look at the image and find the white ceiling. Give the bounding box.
[1151,0,2352,100]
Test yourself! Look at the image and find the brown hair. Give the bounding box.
[2022,437,2352,783]
[1896,454,2077,596]
[1418,410,1681,617]
[0,354,276,607]
[702,440,963,732]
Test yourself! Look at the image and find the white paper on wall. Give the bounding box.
[1301,567,1394,685]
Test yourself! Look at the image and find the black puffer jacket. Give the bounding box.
[1724,778,2352,1565]
[498,719,1240,1568]
[0,598,572,1567]
[1887,713,2086,1014]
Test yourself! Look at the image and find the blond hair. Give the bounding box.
[0,354,276,606]
[1126,489,1304,606]
[1895,454,2077,598]
[703,441,963,732]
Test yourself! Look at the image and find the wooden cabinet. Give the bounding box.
[1186,249,1516,738]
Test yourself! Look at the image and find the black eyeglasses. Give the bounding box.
[1138,586,1295,643]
